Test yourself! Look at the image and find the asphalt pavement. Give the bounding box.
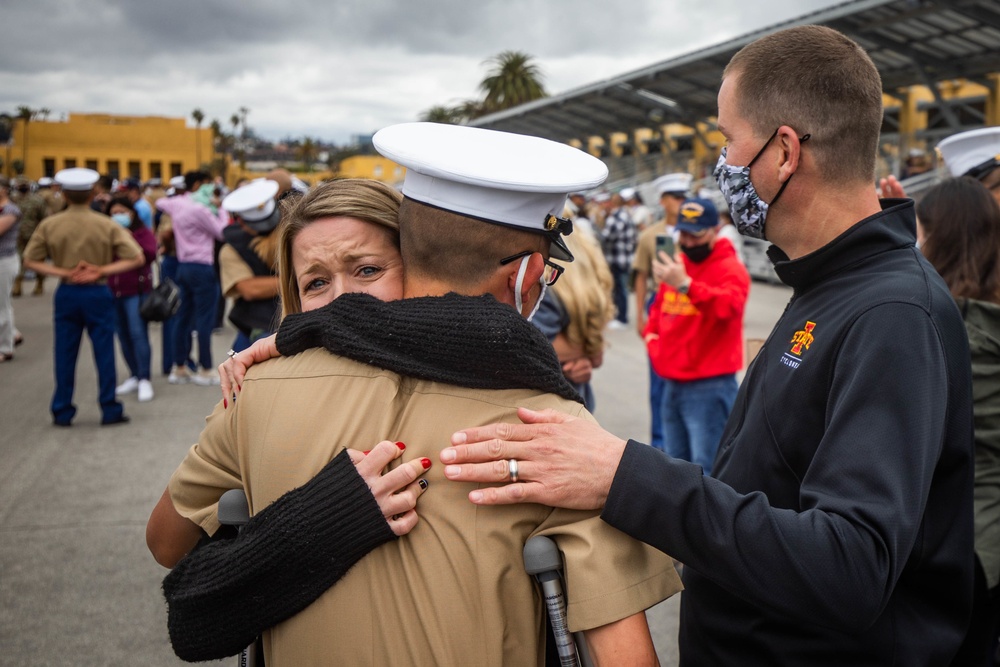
[0,278,791,666]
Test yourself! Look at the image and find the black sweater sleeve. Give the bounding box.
[162,450,396,662]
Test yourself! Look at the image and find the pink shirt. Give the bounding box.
[156,195,229,265]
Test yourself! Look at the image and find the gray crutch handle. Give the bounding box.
[523,536,594,667]
[217,489,261,667]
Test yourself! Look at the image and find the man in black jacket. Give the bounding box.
[443,25,975,666]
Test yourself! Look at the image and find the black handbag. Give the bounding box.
[140,277,181,322]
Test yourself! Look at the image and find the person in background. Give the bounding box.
[90,174,114,213]
[645,197,749,471]
[22,168,143,426]
[532,225,615,412]
[916,177,1000,665]
[121,178,153,228]
[622,187,653,231]
[155,176,189,377]
[598,191,637,329]
[106,197,158,403]
[937,126,1000,207]
[37,176,67,217]
[632,172,692,451]
[0,180,21,362]
[218,179,282,351]
[155,171,228,386]
[10,177,48,297]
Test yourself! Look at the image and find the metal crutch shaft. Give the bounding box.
[524,535,594,667]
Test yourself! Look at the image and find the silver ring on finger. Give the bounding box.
[226,348,238,360]
[508,458,520,483]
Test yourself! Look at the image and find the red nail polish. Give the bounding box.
[421,458,431,469]
[223,399,228,409]
[363,450,370,456]
[396,441,406,451]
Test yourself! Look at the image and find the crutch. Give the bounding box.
[217,489,263,667]
[523,535,594,667]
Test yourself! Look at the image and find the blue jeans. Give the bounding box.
[159,256,181,374]
[660,374,738,476]
[645,294,665,452]
[610,267,630,324]
[174,262,219,371]
[52,284,123,424]
[114,295,151,380]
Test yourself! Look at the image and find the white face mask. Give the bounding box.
[513,255,547,321]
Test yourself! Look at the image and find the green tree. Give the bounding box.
[15,106,37,170]
[12,158,24,175]
[420,105,462,124]
[478,51,547,115]
[191,108,205,167]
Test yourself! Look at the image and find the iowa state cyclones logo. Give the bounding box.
[781,320,816,369]
[790,321,816,355]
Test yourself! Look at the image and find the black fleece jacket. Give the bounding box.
[603,200,975,666]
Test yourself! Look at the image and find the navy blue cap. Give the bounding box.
[675,197,719,233]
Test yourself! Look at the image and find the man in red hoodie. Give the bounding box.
[644,197,749,474]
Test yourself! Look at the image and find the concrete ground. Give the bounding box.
[0,278,791,666]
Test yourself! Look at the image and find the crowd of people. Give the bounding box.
[2,21,1000,666]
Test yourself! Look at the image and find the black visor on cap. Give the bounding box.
[243,207,282,235]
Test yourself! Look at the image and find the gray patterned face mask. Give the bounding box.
[714,128,810,240]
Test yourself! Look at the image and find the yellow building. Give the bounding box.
[335,155,406,185]
[4,113,214,182]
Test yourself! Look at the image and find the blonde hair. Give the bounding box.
[551,226,614,358]
[276,179,402,318]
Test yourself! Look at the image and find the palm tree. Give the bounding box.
[420,105,462,124]
[15,106,36,171]
[478,51,547,115]
[191,108,205,167]
[229,113,241,172]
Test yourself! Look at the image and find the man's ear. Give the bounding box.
[505,252,546,300]
[776,125,804,180]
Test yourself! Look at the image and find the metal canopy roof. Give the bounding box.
[470,0,1000,142]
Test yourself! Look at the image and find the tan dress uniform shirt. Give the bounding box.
[40,190,68,217]
[632,219,669,291]
[169,348,681,666]
[217,244,253,298]
[23,204,141,274]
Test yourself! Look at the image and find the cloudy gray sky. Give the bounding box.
[1,0,843,143]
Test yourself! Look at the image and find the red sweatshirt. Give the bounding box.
[644,237,750,381]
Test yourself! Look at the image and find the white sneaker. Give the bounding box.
[608,320,628,330]
[168,365,191,384]
[116,376,139,395]
[138,379,154,402]
[191,369,221,386]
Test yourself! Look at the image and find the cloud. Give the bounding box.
[0,0,843,142]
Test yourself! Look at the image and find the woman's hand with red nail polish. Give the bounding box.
[347,440,430,537]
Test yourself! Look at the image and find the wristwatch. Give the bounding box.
[677,280,691,296]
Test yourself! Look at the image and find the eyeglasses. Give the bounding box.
[500,251,565,286]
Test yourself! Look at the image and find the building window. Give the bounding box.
[373,165,383,178]
[64,158,77,169]
[128,161,141,179]
[149,161,162,179]
[86,159,99,171]
[107,160,120,178]
[43,159,56,177]
[170,162,183,177]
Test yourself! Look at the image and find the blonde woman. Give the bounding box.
[148,179,427,661]
[532,223,615,411]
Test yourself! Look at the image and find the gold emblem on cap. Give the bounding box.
[544,214,560,231]
[680,202,704,219]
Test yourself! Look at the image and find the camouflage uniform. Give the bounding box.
[10,187,48,296]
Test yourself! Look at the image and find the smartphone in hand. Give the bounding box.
[655,234,675,258]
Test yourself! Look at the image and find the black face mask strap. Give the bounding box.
[766,132,811,208]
